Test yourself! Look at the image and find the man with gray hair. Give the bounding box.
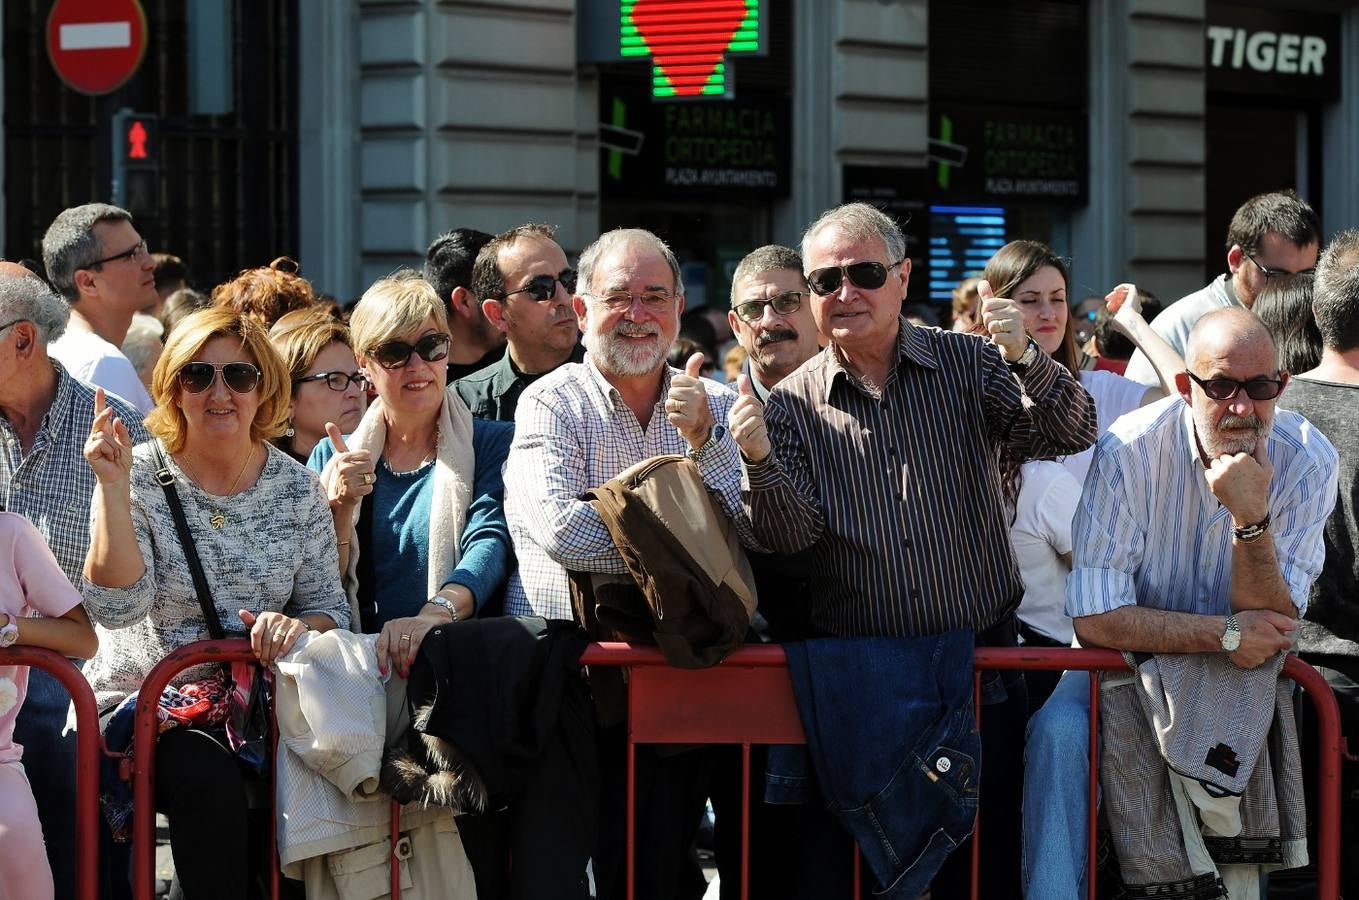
[0,264,149,899]
[1279,230,1359,893]
[502,227,752,899]
[41,202,157,413]
[727,202,1096,896]
[727,244,820,401]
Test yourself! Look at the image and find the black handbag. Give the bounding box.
[153,443,272,778]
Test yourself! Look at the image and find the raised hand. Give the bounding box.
[978,279,1028,362]
[666,352,717,450]
[1104,283,1145,336]
[729,375,771,463]
[83,387,134,487]
[324,422,374,510]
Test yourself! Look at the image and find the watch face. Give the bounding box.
[1222,631,1241,652]
[0,627,17,648]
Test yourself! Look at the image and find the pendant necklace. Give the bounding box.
[181,446,257,529]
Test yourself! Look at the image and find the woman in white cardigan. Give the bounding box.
[310,271,514,679]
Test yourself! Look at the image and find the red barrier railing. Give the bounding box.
[0,647,102,900]
[578,643,1345,900]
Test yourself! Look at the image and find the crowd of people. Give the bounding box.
[0,189,1354,900]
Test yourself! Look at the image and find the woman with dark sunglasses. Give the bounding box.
[269,307,369,463]
[81,305,349,898]
[310,271,513,680]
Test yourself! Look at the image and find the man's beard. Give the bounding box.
[1196,409,1268,458]
[584,320,666,376]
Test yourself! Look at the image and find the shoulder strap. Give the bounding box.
[152,442,225,640]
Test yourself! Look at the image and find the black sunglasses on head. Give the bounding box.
[806,260,903,296]
[369,332,451,370]
[294,370,369,392]
[733,290,806,324]
[1185,371,1284,402]
[179,362,262,395]
[502,269,577,302]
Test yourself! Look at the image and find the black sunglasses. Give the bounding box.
[1185,371,1284,402]
[87,239,150,268]
[733,290,806,324]
[502,269,577,302]
[179,362,262,395]
[369,332,451,370]
[806,260,903,296]
[1243,253,1315,280]
[294,370,369,392]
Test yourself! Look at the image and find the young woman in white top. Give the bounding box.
[978,242,1161,708]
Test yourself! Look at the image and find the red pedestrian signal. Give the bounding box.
[127,120,148,159]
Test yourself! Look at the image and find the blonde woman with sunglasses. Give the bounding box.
[81,305,348,899]
[310,271,513,680]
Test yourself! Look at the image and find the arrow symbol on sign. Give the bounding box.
[59,22,132,51]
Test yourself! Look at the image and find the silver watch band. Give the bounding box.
[426,593,460,622]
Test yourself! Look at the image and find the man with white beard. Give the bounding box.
[1022,307,1339,898]
[501,227,755,899]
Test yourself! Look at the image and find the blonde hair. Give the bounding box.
[348,270,449,358]
[269,307,354,383]
[146,306,292,453]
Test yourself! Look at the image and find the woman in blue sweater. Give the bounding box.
[310,270,513,678]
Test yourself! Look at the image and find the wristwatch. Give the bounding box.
[426,594,461,623]
[1220,613,1242,653]
[1006,339,1040,374]
[0,614,18,649]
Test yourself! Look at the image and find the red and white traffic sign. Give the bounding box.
[47,0,149,96]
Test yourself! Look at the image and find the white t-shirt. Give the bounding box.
[1061,369,1150,486]
[1013,460,1082,645]
[49,327,153,414]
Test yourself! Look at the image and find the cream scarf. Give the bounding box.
[321,386,476,623]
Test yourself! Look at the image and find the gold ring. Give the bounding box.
[400,633,411,643]
[363,472,374,485]
[274,628,286,640]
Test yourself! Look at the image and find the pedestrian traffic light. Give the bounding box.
[111,108,158,215]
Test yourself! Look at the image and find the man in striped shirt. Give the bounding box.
[727,203,1097,897]
[1023,308,1338,899]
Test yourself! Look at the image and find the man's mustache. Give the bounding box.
[1219,414,1264,432]
[755,328,797,347]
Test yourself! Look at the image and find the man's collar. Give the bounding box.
[821,316,939,402]
[583,353,672,406]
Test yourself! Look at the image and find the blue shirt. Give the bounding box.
[310,418,514,626]
[1067,396,1337,621]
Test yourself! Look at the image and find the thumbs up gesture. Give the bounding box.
[83,387,134,488]
[978,279,1028,363]
[323,421,374,512]
[666,352,718,451]
[728,374,771,463]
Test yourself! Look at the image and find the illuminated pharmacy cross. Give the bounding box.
[622,0,761,99]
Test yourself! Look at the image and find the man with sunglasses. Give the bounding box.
[1126,190,1319,388]
[727,244,820,402]
[40,203,157,414]
[456,223,584,422]
[1023,307,1337,899]
[0,265,151,900]
[729,202,1096,898]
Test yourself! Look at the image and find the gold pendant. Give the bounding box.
[210,506,225,529]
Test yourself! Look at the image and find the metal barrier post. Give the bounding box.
[130,640,271,899]
[0,647,101,900]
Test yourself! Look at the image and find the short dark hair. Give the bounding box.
[153,253,188,291]
[1312,229,1359,352]
[423,228,493,311]
[1250,274,1321,372]
[470,223,559,303]
[1225,190,1320,256]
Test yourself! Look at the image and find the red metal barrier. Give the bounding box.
[130,640,281,899]
[0,647,102,900]
[579,643,1345,900]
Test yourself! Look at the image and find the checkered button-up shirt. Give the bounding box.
[0,363,150,585]
[503,358,753,620]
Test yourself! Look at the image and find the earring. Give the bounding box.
[285,420,295,438]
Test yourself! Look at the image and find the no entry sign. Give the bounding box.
[47,0,149,95]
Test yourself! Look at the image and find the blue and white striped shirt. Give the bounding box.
[1067,396,1338,620]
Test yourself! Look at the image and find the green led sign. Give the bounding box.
[620,0,761,99]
